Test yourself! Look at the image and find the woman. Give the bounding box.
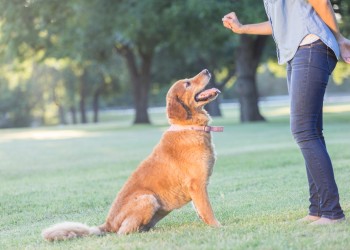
[222,0,350,225]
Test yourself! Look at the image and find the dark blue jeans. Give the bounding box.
[287,41,345,220]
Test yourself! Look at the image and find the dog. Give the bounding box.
[42,69,223,241]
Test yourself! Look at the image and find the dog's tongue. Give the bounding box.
[198,88,221,99]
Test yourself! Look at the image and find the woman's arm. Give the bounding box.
[308,0,340,41]
[222,12,272,35]
[307,0,350,63]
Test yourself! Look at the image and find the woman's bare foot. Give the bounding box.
[309,217,345,225]
[297,215,321,222]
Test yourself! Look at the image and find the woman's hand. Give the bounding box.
[222,13,273,35]
[338,35,350,64]
[222,12,243,34]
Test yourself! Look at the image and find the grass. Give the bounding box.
[1,103,350,249]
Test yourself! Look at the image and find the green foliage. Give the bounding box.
[0,0,132,126]
[333,61,350,84]
[0,80,33,128]
[1,0,348,127]
[331,0,350,37]
[0,61,48,128]
[266,60,287,78]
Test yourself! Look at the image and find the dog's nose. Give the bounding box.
[202,69,209,75]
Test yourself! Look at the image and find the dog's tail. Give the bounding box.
[41,222,106,241]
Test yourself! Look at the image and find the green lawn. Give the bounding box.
[1,104,350,250]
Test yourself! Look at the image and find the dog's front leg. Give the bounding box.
[188,180,221,227]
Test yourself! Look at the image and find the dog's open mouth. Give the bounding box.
[195,88,221,102]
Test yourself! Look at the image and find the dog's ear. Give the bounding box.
[167,95,188,120]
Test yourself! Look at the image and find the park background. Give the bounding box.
[1,0,350,249]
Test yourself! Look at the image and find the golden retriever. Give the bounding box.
[42,69,222,241]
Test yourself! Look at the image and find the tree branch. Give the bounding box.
[116,46,139,81]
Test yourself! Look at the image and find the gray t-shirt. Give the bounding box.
[263,0,340,65]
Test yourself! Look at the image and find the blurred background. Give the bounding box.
[0,0,349,128]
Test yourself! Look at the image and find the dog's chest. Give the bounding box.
[160,131,216,175]
[185,135,216,176]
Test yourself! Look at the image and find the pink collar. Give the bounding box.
[168,125,224,133]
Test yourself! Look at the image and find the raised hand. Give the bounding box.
[222,12,243,34]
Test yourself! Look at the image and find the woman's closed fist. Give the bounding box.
[222,12,243,34]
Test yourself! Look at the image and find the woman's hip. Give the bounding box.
[288,40,337,75]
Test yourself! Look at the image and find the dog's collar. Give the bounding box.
[168,125,224,133]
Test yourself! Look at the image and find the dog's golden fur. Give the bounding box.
[42,70,221,241]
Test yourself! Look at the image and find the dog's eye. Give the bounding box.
[186,82,190,88]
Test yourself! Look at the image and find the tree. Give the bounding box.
[59,67,79,124]
[235,34,267,122]
[140,1,238,117]
[0,61,48,127]
[97,0,264,122]
[222,1,270,122]
[150,0,269,120]
[2,0,348,126]
[111,1,182,123]
[0,1,120,124]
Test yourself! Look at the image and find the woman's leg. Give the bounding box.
[305,108,324,218]
[287,58,321,222]
[288,42,344,221]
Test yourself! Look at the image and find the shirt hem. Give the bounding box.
[278,35,339,65]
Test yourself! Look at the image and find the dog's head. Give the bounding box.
[166,69,220,126]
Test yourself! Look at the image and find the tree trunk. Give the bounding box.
[205,78,222,117]
[52,84,67,125]
[121,47,152,124]
[70,106,77,124]
[41,106,46,126]
[58,106,66,125]
[133,82,150,123]
[206,97,222,117]
[236,75,264,122]
[93,87,101,123]
[204,69,235,117]
[79,72,88,124]
[235,34,267,122]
